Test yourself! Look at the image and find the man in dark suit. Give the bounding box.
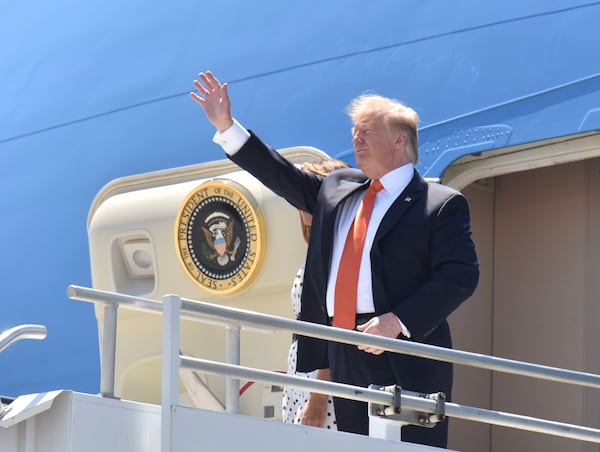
[190,71,479,448]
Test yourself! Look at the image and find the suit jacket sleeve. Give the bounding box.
[227,131,323,213]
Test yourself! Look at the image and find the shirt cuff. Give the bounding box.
[212,118,251,155]
[394,315,411,339]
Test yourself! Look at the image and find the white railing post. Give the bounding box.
[100,303,118,397]
[225,325,241,413]
[161,294,181,452]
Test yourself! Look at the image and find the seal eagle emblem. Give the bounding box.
[202,212,241,266]
[175,179,267,295]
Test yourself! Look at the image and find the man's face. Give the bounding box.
[351,110,408,179]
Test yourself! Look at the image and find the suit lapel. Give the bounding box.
[328,179,369,209]
[375,171,426,240]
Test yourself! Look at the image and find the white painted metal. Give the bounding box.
[225,325,241,414]
[0,325,47,353]
[67,285,600,445]
[0,391,446,452]
[161,294,181,452]
[100,303,118,397]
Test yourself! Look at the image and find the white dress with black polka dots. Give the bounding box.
[282,265,337,429]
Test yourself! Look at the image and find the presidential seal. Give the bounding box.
[175,179,267,295]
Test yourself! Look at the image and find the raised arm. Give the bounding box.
[190,71,234,132]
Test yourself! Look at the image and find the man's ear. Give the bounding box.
[394,131,408,146]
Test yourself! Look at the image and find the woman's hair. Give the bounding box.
[301,159,348,177]
[299,158,349,243]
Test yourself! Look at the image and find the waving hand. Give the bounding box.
[190,71,234,132]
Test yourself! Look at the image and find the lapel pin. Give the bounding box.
[404,197,412,202]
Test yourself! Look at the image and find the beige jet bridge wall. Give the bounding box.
[87,147,329,419]
[449,159,600,452]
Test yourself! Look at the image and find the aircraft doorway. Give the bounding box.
[448,156,600,452]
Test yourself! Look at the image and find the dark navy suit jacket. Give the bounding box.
[229,131,479,397]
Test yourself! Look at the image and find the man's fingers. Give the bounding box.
[193,75,229,105]
[357,344,384,355]
[196,73,215,96]
[198,72,212,88]
[205,70,223,87]
[193,79,210,97]
[199,71,223,92]
[189,92,204,105]
[356,317,386,354]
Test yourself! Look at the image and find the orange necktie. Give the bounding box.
[333,180,383,329]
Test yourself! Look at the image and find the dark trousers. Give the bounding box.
[328,333,451,448]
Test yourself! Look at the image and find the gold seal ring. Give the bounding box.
[175,179,267,295]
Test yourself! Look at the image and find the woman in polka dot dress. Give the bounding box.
[281,159,348,429]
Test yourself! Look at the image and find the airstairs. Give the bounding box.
[2,287,600,452]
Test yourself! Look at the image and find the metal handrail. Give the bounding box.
[66,285,600,445]
[0,324,47,353]
[181,356,600,444]
[67,285,600,389]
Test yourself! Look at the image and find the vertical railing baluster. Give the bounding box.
[225,325,241,413]
[161,294,181,452]
[100,303,118,398]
